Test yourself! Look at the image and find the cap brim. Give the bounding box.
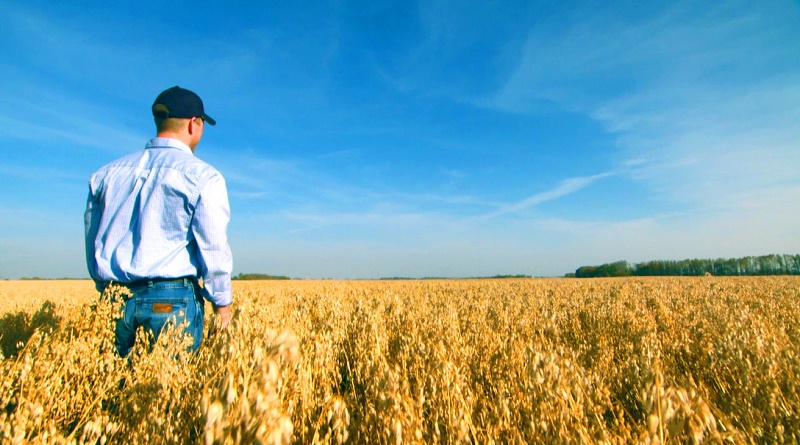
[203,114,216,126]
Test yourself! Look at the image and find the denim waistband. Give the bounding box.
[122,276,196,289]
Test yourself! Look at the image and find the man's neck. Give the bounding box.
[156,132,195,153]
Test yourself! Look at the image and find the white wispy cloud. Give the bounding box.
[316,149,360,160]
[485,1,800,214]
[0,111,144,155]
[476,171,616,220]
[390,191,497,208]
[0,163,85,182]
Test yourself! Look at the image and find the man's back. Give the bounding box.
[85,137,232,309]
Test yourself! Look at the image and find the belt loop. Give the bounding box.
[183,277,189,286]
[148,280,154,289]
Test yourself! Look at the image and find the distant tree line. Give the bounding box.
[380,274,533,280]
[19,277,85,280]
[232,273,291,280]
[571,254,800,278]
[488,274,533,279]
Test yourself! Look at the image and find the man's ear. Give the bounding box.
[187,118,195,135]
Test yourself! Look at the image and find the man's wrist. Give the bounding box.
[212,304,232,328]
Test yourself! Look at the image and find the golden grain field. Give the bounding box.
[1,277,798,444]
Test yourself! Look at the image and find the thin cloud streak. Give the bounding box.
[0,79,147,155]
[476,171,616,220]
[0,113,143,155]
[0,163,86,182]
[480,1,800,221]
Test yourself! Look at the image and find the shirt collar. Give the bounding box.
[145,137,193,155]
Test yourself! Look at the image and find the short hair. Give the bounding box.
[154,116,190,133]
[153,103,190,133]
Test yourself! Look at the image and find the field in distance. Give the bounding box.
[1,276,798,444]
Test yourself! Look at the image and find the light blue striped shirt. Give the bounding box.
[84,137,232,307]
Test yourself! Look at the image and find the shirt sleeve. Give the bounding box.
[84,181,105,292]
[191,173,233,307]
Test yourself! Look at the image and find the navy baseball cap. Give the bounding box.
[151,86,216,125]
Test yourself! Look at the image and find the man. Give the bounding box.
[85,86,233,357]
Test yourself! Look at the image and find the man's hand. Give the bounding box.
[213,304,232,329]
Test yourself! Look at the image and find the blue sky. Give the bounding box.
[1,1,798,279]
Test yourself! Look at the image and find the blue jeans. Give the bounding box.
[114,278,204,357]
